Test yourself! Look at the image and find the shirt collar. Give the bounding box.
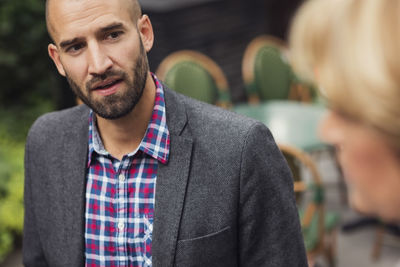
[87,73,170,167]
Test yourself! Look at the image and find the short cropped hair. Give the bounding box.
[45,0,142,41]
[289,0,400,152]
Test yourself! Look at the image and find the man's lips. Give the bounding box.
[91,78,123,96]
[92,78,123,90]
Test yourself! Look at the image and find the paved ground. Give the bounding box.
[2,151,399,267]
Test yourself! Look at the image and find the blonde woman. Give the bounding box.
[289,0,400,222]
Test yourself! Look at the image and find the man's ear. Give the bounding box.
[137,15,154,53]
[48,43,66,77]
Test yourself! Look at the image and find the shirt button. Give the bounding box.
[118,222,124,230]
[118,174,125,182]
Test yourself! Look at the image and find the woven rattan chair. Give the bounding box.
[278,143,339,267]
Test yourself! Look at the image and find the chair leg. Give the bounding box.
[307,253,316,267]
[329,147,348,205]
[325,229,337,267]
[371,225,385,261]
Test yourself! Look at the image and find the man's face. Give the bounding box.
[47,0,153,119]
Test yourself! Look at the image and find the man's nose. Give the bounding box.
[87,42,113,75]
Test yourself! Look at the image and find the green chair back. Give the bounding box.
[163,61,218,104]
[156,50,231,108]
[243,36,295,103]
[253,45,293,100]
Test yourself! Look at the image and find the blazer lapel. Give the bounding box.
[60,107,89,265]
[152,88,193,266]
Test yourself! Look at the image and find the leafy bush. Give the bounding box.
[1,1,58,260]
[0,231,13,263]
[0,137,25,262]
[0,97,54,261]
[0,103,53,263]
[0,0,61,108]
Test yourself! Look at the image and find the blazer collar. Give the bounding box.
[59,105,90,266]
[152,87,193,266]
[163,86,188,136]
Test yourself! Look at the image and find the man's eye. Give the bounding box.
[67,44,84,53]
[107,31,123,40]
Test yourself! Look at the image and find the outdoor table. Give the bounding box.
[233,100,328,151]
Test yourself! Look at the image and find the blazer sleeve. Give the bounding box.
[238,122,308,267]
[23,131,49,267]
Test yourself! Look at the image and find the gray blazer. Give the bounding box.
[23,88,307,266]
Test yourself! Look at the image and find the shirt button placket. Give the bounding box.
[118,220,125,244]
[117,169,126,265]
[118,221,124,230]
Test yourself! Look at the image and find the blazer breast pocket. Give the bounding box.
[174,226,236,267]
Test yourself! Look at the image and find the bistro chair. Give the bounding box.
[156,50,231,108]
[278,143,340,267]
[242,35,312,103]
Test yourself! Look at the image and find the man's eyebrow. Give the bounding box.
[59,37,84,50]
[58,23,126,49]
[98,23,125,34]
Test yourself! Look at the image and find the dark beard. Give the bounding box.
[66,40,149,120]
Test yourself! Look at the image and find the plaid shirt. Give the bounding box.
[85,74,170,267]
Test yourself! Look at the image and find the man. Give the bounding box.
[23,0,307,266]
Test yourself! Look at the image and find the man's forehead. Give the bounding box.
[47,0,136,43]
[47,0,137,19]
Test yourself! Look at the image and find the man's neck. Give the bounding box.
[96,73,156,160]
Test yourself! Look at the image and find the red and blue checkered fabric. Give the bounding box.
[85,74,170,267]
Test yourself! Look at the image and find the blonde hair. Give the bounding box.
[289,0,400,151]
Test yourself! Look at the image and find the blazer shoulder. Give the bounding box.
[27,104,89,142]
[179,92,269,139]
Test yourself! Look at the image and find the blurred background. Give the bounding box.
[0,0,399,266]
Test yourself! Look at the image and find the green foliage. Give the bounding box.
[0,231,13,263]
[0,0,61,108]
[0,100,53,264]
[0,0,61,261]
[0,101,54,142]
[0,136,25,262]
[0,97,54,262]
[0,92,54,265]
